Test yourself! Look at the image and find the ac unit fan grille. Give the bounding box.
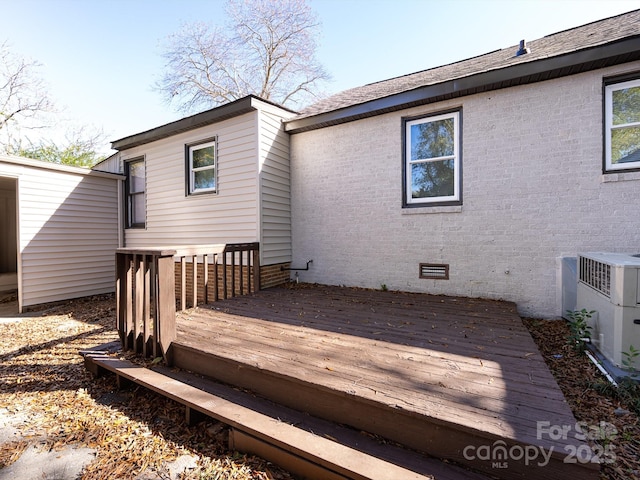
[579,256,611,297]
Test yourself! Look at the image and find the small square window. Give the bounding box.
[604,77,640,172]
[403,111,461,206]
[187,139,217,194]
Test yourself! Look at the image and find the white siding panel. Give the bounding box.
[92,154,123,174]
[259,110,292,265]
[123,112,261,248]
[1,156,120,309]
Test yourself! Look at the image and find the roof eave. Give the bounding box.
[112,95,296,151]
[285,36,640,134]
[0,154,125,179]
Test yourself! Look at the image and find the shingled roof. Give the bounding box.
[285,9,640,133]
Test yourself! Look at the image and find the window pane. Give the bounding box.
[131,194,145,225]
[192,145,215,168]
[194,169,215,190]
[612,86,640,125]
[411,160,454,198]
[129,161,145,193]
[411,118,454,160]
[611,125,640,164]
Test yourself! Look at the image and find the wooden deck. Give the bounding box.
[173,284,599,480]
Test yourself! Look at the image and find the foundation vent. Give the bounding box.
[419,263,449,280]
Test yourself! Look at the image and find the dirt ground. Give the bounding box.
[0,293,292,479]
[0,291,638,479]
[524,318,640,480]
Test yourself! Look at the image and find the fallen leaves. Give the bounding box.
[524,318,640,480]
[0,294,293,479]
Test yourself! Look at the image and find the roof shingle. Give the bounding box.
[292,9,640,123]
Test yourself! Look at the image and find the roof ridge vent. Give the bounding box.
[516,39,530,56]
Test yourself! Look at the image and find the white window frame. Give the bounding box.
[404,111,461,206]
[604,78,640,172]
[187,139,217,195]
[125,157,145,229]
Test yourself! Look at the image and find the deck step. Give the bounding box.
[171,340,600,480]
[82,352,490,480]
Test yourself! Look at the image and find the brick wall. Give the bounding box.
[260,263,290,289]
[290,62,640,318]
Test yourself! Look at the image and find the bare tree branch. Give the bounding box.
[156,0,330,113]
[0,42,54,144]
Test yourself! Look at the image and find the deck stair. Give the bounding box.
[82,351,491,480]
[108,256,601,480]
[169,288,601,480]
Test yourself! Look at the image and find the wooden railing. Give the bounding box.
[116,243,260,364]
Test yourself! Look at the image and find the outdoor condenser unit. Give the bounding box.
[576,252,640,367]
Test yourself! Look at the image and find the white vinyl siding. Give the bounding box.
[92,154,122,174]
[117,99,293,268]
[122,113,261,248]
[259,109,292,265]
[0,155,120,310]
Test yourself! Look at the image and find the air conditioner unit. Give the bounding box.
[576,252,640,367]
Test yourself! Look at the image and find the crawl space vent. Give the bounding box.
[419,263,449,280]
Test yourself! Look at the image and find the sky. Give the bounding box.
[1,0,639,155]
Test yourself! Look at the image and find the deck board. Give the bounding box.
[174,285,598,479]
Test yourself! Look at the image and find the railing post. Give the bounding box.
[116,244,259,363]
[143,255,151,357]
[222,251,228,300]
[155,253,176,366]
[203,254,209,303]
[116,251,130,347]
[239,250,244,296]
[252,245,260,292]
[191,255,197,308]
[231,249,236,297]
[134,254,144,352]
[180,257,187,311]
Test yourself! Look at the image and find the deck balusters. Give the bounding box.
[116,243,260,364]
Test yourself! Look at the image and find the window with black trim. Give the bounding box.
[187,139,217,195]
[604,77,640,172]
[125,158,145,228]
[403,110,461,206]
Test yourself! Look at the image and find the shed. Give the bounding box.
[0,154,122,312]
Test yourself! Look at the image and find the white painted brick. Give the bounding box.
[290,62,640,318]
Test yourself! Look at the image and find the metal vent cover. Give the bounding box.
[579,256,611,298]
[419,263,449,280]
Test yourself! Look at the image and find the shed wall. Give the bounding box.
[0,158,120,308]
[289,62,640,318]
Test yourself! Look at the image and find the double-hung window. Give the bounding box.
[604,77,640,172]
[125,158,145,228]
[187,139,217,195]
[404,110,461,206]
